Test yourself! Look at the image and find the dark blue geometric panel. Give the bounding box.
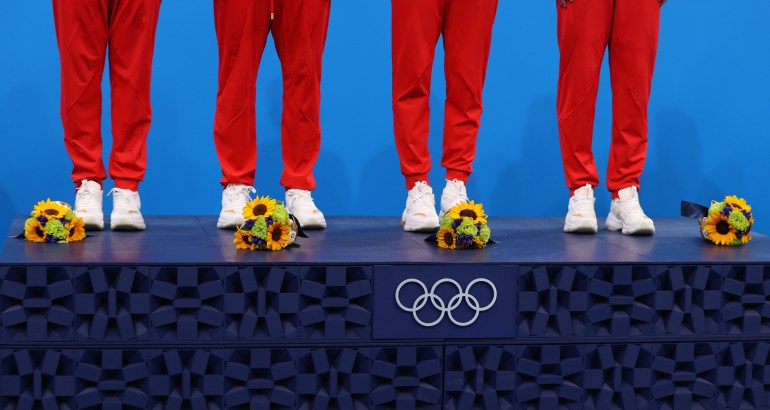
[222,349,298,409]
[517,266,591,337]
[643,343,721,410]
[294,348,370,409]
[297,266,372,339]
[0,266,75,341]
[714,342,770,409]
[149,267,226,341]
[580,344,656,409]
[147,350,225,410]
[444,346,516,409]
[369,346,443,409]
[223,266,300,340]
[71,350,150,409]
[653,265,724,335]
[0,350,76,410]
[586,266,658,337]
[512,345,587,409]
[721,265,770,335]
[74,267,151,341]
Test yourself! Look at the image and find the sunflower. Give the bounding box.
[472,237,487,249]
[448,201,487,225]
[65,217,86,242]
[704,213,737,245]
[724,195,751,213]
[233,231,256,250]
[436,227,457,249]
[266,222,290,251]
[32,199,69,220]
[24,218,47,242]
[243,196,276,220]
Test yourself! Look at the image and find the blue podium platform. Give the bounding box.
[1,216,770,409]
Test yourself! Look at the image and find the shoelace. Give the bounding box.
[619,197,646,216]
[446,179,468,204]
[108,188,140,210]
[225,185,256,205]
[75,184,100,209]
[572,197,595,216]
[617,187,646,216]
[288,190,317,210]
[410,183,435,212]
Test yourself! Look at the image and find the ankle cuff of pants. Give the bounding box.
[114,178,140,191]
[445,170,470,184]
[405,174,430,190]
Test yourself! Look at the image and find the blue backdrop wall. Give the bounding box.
[1,1,769,248]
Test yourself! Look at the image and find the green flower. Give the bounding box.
[44,218,67,240]
[273,205,289,224]
[250,218,268,239]
[709,201,725,215]
[728,210,750,231]
[479,225,491,243]
[456,218,479,237]
[440,217,454,229]
[64,210,75,222]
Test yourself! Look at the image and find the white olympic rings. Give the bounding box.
[394,278,497,327]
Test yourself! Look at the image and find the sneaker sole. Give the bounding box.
[110,216,146,231]
[217,213,244,230]
[79,214,104,231]
[564,219,598,234]
[606,213,655,235]
[401,215,439,232]
[299,218,327,229]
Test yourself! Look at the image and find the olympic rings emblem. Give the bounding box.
[395,278,497,327]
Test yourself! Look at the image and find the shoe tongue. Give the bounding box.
[618,187,637,201]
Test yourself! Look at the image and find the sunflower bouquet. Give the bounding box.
[23,199,86,243]
[433,201,492,249]
[233,196,299,251]
[698,195,753,246]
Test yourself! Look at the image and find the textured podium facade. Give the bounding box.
[2,216,770,409]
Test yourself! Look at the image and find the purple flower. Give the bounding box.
[721,205,732,216]
[45,235,58,243]
[452,219,462,229]
[457,234,473,247]
[243,219,255,229]
[736,231,745,238]
[265,217,274,225]
[37,215,47,226]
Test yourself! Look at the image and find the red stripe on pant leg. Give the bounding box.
[556,0,613,193]
[440,0,497,184]
[606,0,660,193]
[107,0,162,189]
[392,0,443,189]
[53,0,109,187]
[272,0,330,191]
[213,0,271,187]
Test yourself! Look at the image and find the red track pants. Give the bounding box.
[53,0,161,191]
[557,0,660,196]
[392,0,498,189]
[213,0,330,190]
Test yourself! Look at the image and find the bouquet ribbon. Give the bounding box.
[680,200,709,219]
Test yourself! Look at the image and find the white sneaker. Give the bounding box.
[401,181,440,232]
[217,184,256,229]
[564,184,598,234]
[440,179,469,219]
[606,186,655,235]
[285,189,327,229]
[109,188,146,231]
[74,179,104,231]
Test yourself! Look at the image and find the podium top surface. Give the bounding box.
[1,215,767,265]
